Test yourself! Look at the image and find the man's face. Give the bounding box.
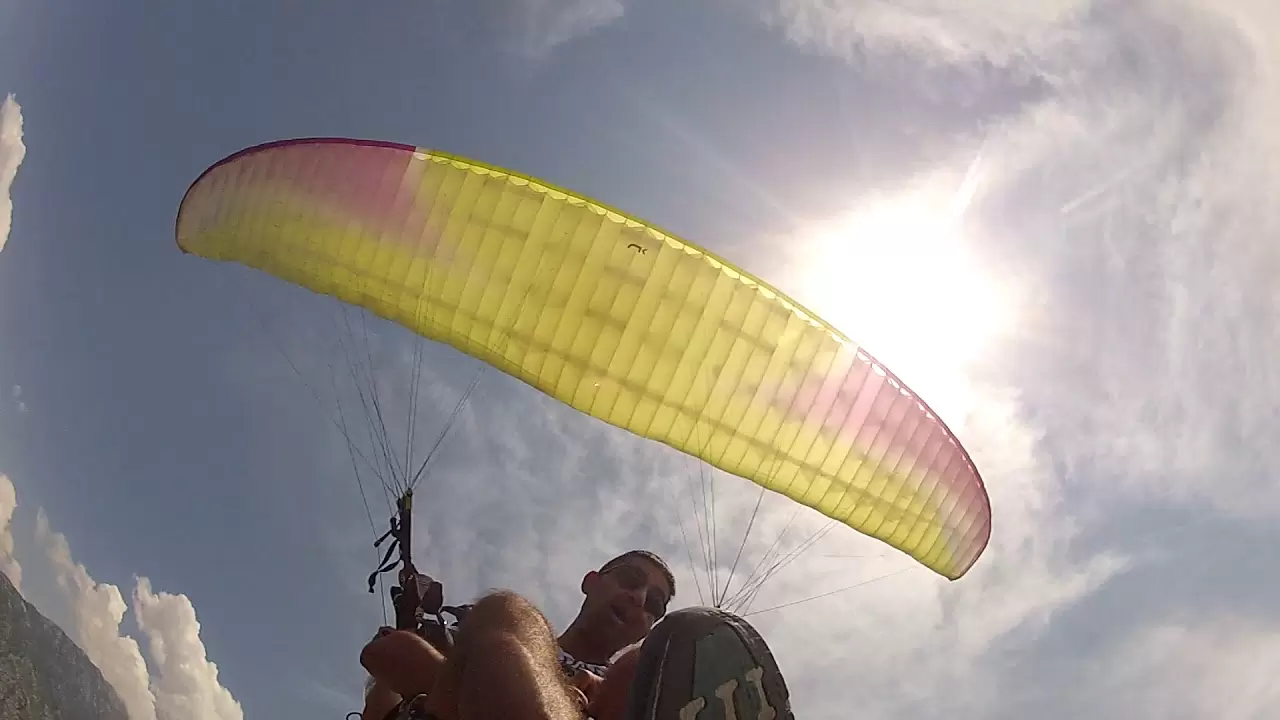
[583,557,673,650]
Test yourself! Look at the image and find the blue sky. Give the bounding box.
[2,1,1280,719]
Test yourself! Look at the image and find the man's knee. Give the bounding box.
[469,589,540,615]
[461,590,554,638]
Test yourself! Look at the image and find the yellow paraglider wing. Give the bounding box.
[176,138,991,579]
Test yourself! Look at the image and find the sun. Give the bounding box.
[791,165,1011,424]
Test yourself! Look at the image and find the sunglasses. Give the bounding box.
[603,564,670,619]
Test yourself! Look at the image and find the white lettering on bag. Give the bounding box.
[677,666,777,720]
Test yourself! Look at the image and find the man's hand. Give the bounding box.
[360,629,445,699]
[584,647,641,720]
[569,668,603,714]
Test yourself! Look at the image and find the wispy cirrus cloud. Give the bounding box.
[460,0,627,58]
[1082,615,1280,718]
[742,0,1280,516]
[515,0,625,56]
[705,0,1280,717]
[752,0,1090,68]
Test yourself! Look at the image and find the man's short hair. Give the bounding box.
[601,550,676,599]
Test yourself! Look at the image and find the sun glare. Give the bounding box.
[794,168,1010,423]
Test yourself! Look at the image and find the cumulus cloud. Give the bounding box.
[133,578,243,720]
[1,93,25,252]
[32,507,243,720]
[0,474,21,590]
[36,510,159,720]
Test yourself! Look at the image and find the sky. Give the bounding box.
[1,0,1279,718]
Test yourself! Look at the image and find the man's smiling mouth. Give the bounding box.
[609,604,628,625]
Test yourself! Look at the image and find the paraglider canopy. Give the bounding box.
[176,137,991,582]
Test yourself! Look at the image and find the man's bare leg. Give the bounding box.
[423,591,583,720]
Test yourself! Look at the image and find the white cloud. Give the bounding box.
[1084,616,1280,719]
[976,1,1280,518]
[0,92,25,253]
[520,0,625,56]
[0,473,21,590]
[751,0,1090,69]
[471,0,626,57]
[747,0,1280,519]
[133,578,244,720]
[32,507,243,720]
[36,510,160,720]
